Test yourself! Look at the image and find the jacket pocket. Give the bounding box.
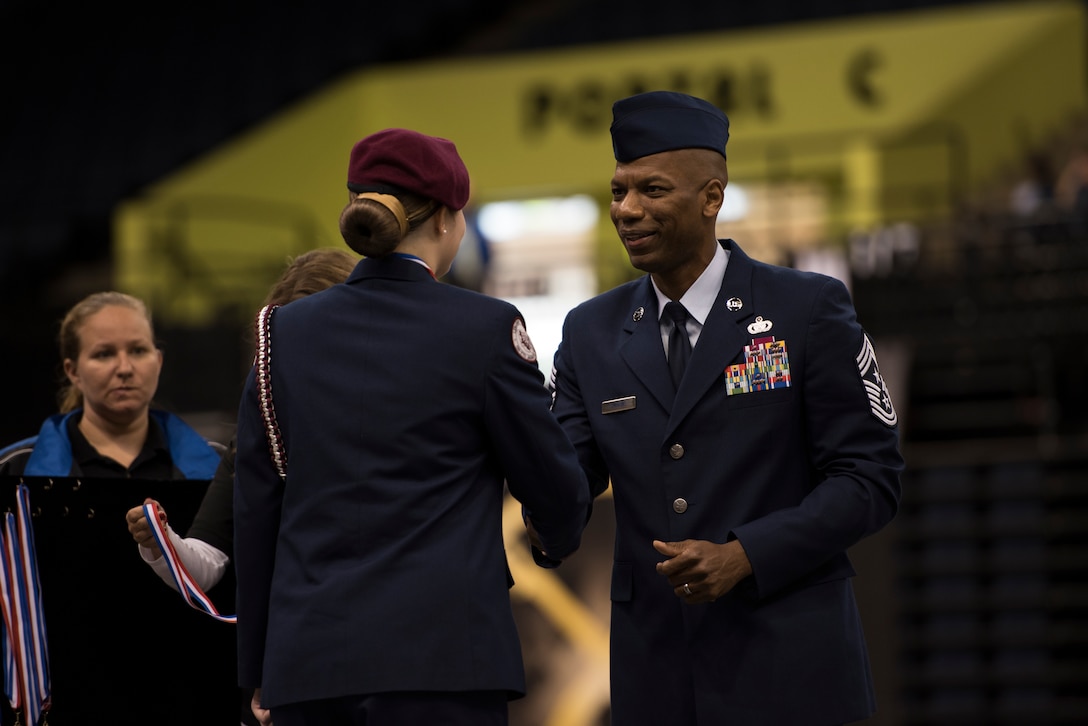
[723,386,793,410]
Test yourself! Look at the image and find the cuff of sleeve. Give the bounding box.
[138,522,177,563]
[531,545,563,569]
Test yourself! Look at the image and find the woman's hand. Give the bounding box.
[252,687,273,726]
[125,498,167,560]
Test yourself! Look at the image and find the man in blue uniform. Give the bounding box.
[548,91,905,725]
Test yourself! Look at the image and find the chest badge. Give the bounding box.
[746,316,773,335]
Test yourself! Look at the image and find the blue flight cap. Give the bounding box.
[610,91,729,162]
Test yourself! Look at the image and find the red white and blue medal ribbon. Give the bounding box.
[0,544,20,714]
[143,502,236,624]
[0,484,51,725]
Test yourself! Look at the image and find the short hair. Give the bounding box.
[243,248,358,353]
[263,248,358,307]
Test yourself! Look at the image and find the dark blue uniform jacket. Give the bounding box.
[550,239,904,726]
[234,255,590,708]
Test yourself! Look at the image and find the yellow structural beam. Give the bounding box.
[115,1,1085,325]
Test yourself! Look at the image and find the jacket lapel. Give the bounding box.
[618,279,675,413]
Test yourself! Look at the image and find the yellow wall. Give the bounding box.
[115,0,1085,325]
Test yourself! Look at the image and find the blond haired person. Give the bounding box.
[0,291,221,478]
[0,290,227,726]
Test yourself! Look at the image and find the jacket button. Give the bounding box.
[673,498,688,513]
[669,443,685,459]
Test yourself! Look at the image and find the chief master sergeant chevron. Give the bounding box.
[546,90,905,725]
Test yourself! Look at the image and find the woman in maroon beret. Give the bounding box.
[232,128,591,726]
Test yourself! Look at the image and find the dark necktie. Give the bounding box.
[664,301,692,390]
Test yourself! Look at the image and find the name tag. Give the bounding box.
[601,396,636,414]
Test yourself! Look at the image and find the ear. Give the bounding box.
[702,176,726,219]
[432,206,453,236]
[63,358,78,384]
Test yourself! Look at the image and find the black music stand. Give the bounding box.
[0,476,244,726]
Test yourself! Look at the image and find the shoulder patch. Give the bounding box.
[512,318,537,363]
[857,333,897,427]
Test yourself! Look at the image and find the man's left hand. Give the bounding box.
[653,538,752,603]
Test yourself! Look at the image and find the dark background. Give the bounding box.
[0,0,1009,446]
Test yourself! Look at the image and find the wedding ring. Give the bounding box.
[682,584,693,596]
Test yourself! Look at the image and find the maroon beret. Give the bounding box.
[346,128,470,211]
